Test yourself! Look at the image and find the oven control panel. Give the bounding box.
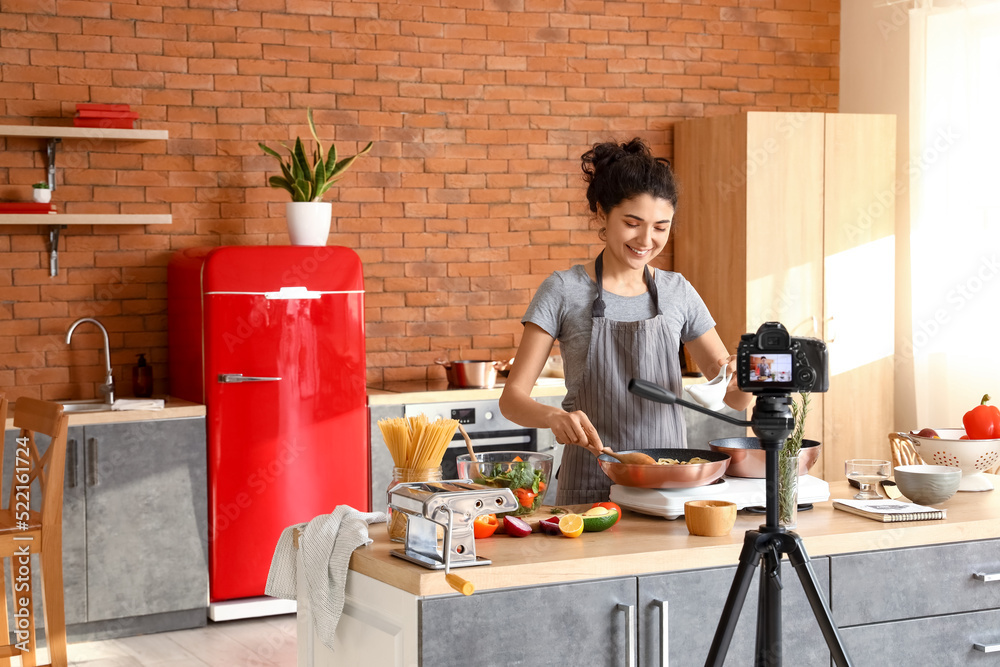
[404,399,514,434]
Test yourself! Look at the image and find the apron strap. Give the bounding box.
[592,251,661,318]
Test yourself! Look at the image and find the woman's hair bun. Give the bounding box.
[581,137,677,214]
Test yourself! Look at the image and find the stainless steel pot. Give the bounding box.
[435,359,509,389]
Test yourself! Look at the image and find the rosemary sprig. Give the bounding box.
[778,392,812,525]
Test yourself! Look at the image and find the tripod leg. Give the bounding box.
[705,531,764,667]
[784,535,854,667]
[754,544,782,667]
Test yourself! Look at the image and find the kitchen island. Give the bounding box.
[298,479,1000,666]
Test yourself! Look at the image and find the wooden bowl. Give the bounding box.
[684,500,737,537]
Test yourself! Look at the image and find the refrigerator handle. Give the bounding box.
[217,374,282,383]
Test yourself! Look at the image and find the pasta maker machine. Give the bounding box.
[388,480,518,570]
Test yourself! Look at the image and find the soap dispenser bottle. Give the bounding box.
[132,353,153,398]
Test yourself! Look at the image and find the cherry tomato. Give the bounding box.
[514,488,537,508]
[591,501,622,525]
[473,514,499,539]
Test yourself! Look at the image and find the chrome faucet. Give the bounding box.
[66,317,115,404]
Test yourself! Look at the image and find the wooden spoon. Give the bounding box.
[458,424,476,462]
[601,448,657,465]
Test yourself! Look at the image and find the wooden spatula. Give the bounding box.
[601,448,657,465]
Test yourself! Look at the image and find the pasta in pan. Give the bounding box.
[655,456,712,465]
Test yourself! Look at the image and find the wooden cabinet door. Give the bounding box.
[82,418,208,622]
[822,114,897,470]
[638,559,832,667]
[420,577,638,667]
[2,426,88,628]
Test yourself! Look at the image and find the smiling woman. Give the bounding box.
[498,138,753,505]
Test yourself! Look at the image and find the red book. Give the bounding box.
[0,202,56,210]
[75,103,131,113]
[73,118,136,129]
[75,110,140,119]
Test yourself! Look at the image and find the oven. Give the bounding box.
[403,399,541,480]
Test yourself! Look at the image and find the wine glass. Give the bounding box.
[845,459,891,500]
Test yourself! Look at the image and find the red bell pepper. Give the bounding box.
[963,394,1000,440]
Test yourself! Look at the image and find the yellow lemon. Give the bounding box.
[558,513,584,538]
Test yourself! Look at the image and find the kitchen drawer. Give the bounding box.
[419,577,637,667]
[831,538,1000,625]
[639,558,831,667]
[839,608,1000,666]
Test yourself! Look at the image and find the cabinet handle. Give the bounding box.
[974,643,1000,653]
[87,437,99,486]
[66,438,78,488]
[653,599,668,667]
[974,572,1000,582]
[617,603,636,667]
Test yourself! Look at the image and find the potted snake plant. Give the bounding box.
[259,109,373,246]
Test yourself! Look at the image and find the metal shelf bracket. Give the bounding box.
[46,137,61,190]
[48,224,66,277]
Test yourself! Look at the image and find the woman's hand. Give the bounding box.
[548,410,604,456]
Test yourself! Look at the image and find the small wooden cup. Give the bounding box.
[684,500,737,537]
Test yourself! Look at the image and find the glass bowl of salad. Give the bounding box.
[456,451,553,516]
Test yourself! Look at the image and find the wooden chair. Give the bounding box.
[0,396,69,667]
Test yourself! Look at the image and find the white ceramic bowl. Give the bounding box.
[906,429,1000,491]
[893,464,962,505]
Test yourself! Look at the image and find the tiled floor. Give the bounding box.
[65,614,296,667]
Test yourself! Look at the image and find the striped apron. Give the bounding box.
[555,252,687,505]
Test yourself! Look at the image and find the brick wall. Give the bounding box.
[0,0,839,401]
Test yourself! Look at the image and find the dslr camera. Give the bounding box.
[737,322,829,394]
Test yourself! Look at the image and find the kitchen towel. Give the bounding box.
[111,398,165,411]
[266,506,387,651]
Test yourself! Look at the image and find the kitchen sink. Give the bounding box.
[58,399,113,413]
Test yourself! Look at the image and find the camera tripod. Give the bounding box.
[628,380,853,667]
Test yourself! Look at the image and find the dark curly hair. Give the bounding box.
[581,138,678,215]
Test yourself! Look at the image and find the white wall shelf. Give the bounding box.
[0,214,172,225]
[0,123,171,276]
[0,125,168,141]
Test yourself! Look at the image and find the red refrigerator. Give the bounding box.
[168,246,369,606]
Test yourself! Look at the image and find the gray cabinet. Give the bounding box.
[2,425,87,627]
[638,558,831,667]
[832,538,1000,666]
[420,577,638,667]
[3,417,208,640]
[81,419,208,623]
[839,609,1000,667]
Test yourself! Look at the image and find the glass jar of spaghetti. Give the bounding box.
[386,466,443,542]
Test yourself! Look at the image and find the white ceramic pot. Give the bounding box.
[33,188,51,203]
[285,201,332,246]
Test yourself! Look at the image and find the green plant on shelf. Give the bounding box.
[258,108,373,203]
[33,182,49,189]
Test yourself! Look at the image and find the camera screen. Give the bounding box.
[749,354,793,384]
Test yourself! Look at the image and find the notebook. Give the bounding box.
[832,498,946,522]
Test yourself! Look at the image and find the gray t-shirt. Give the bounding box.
[522,264,715,406]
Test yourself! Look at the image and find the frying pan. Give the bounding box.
[597,448,731,489]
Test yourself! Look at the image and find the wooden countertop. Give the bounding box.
[347,478,1000,597]
[367,375,709,405]
[4,397,206,430]
[367,380,567,405]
